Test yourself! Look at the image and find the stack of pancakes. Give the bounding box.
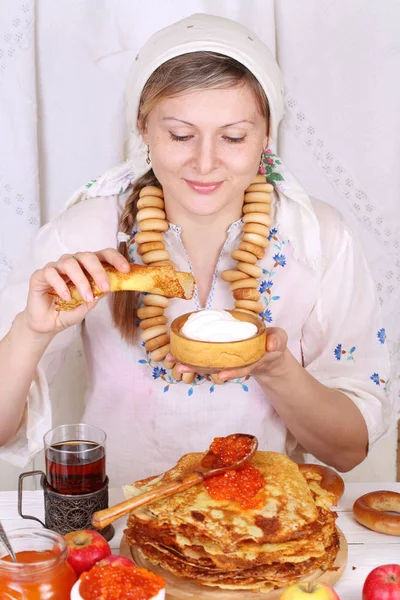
[124,452,339,593]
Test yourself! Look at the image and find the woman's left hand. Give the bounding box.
[165,327,288,383]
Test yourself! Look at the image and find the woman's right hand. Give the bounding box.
[21,249,130,336]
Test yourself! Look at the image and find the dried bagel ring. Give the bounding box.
[243,203,271,214]
[163,360,175,369]
[235,299,263,313]
[237,262,263,278]
[220,270,248,282]
[137,207,166,222]
[245,191,273,203]
[243,212,271,227]
[139,315,168,330]
[140,325,169,342]
[150,260,175,267]
[150,343,171,362]
[353,491,400,536]
[238,241,265,259]
[231,249,258,264]
[242,232,269,248]
[253,174,268,183]
[229,277,259,292]
[134,231,164,244]
[142,294,169,308]
[233,288,261,301]
[182,372,196,384]
[141,249,170,264]
[139,219,169,232]
[137,241,165,255]
[137,306,165,319]
[172,366,182,381]
[145,333,170,352]
[243,223,270,237]
[245,182,274,193]
[137,196,165,210]
[139,186,164,198]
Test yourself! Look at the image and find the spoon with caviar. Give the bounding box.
[92,433,258,530]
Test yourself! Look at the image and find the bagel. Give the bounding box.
[139,219,169,232]
[234,299,263,313]
[137,207,166,222]
[353,490,400,536]
[142,294,169,308]
[238,241,265,259]
[245,183,274,193]
[220,270,249,282]
[137,196,165,210]
[137,241,165,255]
[233,288,261,301]
[134,231,164,244]
[236,262,263,279]
[231,249,258,264]
[137,306,165,319]
[139,315,168,330]
[139,186,164,198]
[243,203,271,214]
[145,333,170,352]
[242,232,270,248]
[229,277,259,292]
[149,343,171,362]
[243,222,270,237]
[243,212,272,227]
[140,325,169,342]
[141,249,170,264]
[298,464,345,504]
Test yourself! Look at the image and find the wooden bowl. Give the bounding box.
[170,310,266,370]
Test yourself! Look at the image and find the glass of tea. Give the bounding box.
[44,424,107,495]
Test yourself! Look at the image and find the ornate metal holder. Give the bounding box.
[18,470,114,541]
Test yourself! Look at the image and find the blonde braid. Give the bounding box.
[112,169,161,344]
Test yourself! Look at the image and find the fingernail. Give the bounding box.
[85,291,94,302]
[62,291,70,300]
[270,338,277,351]
[100,279,110,292]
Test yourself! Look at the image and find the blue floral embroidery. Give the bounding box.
[377,328,386,345]
[152,367,167,380]
[258,228,286,325]
[370,373,388,392]
[334,344,356,361]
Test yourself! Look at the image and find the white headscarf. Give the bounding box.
[78,13,321,271]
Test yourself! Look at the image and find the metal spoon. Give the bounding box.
[0,520,17,563]
[92,433,258,530]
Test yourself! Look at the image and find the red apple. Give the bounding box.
[280,582,340,599]
[64,529,111,575]
[363,564,400,600]
[97,554,136,568]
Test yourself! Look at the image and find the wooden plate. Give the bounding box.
[120,528,348,599]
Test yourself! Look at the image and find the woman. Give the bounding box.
[0,14,391,485]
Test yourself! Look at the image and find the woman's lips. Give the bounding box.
[184,179,223,194]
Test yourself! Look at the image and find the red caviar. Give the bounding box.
[205,465,265,509]
[79,563,165,600]
[209,435,253,467]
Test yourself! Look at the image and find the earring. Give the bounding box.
[146,144,151,165]
[258,147,268,175]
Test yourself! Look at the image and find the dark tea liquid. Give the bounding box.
[45,440,106,495]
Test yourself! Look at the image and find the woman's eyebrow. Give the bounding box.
[161,117,255,127]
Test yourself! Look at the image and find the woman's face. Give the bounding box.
[141,84,268,218]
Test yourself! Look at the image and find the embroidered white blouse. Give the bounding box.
[0,190,392,485]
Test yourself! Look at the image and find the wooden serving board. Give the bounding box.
[120,528,348,599]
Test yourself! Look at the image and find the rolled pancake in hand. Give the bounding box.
[52,263,195,311]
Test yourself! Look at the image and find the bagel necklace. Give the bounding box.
[132,173,274,385]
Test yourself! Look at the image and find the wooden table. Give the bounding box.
[1,483,399,598]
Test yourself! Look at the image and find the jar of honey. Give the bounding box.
[0,527,77,599]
